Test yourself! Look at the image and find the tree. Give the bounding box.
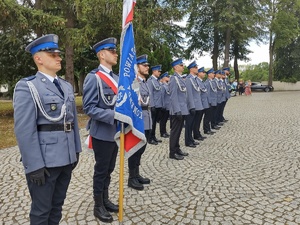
[260,0,300,85]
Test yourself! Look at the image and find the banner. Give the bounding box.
[114,0,146,158]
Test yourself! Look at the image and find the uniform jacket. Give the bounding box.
[169,73,189,116]
[214,78,223,104]
[185,74,203,111]
[224,77,231,99]
[138,77,152,130]
[161,83,171,111]
[221,80,227,102]
[205,78,218,107]
[147,75,163,108]
[13,72,82,174]
[196,77,210,109]
[83,65,119,142]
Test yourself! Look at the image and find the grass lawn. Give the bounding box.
[0,96,89,149]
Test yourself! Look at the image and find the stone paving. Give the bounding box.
[1,91,300,225]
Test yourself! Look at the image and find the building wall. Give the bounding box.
[261,81,300,91]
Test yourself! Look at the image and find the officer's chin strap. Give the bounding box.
[27,81,66,122]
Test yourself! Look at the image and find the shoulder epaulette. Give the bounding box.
[91,68,99,74]
[23,75,36,81]
[58,76,66,81]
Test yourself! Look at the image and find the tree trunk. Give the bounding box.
[34,0,43,37]
[268,31,273,86]
[74,75,79,93]
[223,26,231,68]
[78,72,85,96]
[212,27,219,69]
[234,55,239,81]
[64,6,75,87]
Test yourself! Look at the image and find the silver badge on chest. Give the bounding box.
[50,104,57,111]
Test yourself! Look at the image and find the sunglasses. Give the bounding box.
[45,52,62,58]
[141,63,150,67]
[103,48,118,54]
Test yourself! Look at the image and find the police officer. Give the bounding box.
[147,65,163,144]
[159,72,171,138]
[204,68,217,135]
[221,67,231,122]
[83,38,119,223]
[127,54,152,191]
[13,34,82,225]
[169,58,189,160]
[194,67,209,141]
[185,61,202,148]
[214,70,224,128]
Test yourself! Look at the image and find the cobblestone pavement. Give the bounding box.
[1,91,300,225]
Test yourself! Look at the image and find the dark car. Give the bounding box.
[250,82,274,92]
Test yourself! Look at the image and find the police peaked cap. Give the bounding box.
[25,34,60,55]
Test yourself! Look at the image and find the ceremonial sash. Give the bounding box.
[85,70,118,149]
[96,70,118,94]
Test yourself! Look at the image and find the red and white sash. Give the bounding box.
[85,70,118,149]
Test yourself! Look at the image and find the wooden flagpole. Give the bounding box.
[118,122,125,224]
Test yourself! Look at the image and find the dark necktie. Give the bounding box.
[53,79,64,96]
[110,71,114,77]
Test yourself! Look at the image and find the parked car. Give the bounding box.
[250,82,274,92]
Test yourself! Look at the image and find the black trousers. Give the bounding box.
[150,107,162,139]
[92,137,118,196]
[26,165,72,225]
[193,109,204,139]
[220,99,228,121]
[128,130,150,170]
[203,107,211,132]
[169,115,185,155]
[159,109,169,135]
[185,113,196,145]
[210,105,218,127]
[216,102,225,124]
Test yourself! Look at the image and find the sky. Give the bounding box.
[173,21,270,69]
[184,42,270,69]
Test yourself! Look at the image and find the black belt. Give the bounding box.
[141,106,149,110]
[37,123,74,132]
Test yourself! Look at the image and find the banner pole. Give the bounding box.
[118,122,125,224]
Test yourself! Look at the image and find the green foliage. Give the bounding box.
[240,62,269,82]
[274,37,300,82]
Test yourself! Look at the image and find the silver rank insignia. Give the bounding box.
[50,104,57,111]
[107,95,111,101]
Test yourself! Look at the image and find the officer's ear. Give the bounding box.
[33,52,43,65]
[97,50,105,61]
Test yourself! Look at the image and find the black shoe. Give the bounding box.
[153,137,162,143]
[103,190,119,213]
[161,133,170,138]
[193,141,200,145]
[218,122,224,126]
[223,119,229,122]
[94,195,113,223]
[186,143,196,148]
[128,169,144,190]
[169,153,184,160]
[177,149,189,156]
[148,139,158,145]
[212,126,220,130]
[136,167,150,184]
[128,178,144,190]
[137,175,150,184]
[204,131,214,135]
[194,137,202,141]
